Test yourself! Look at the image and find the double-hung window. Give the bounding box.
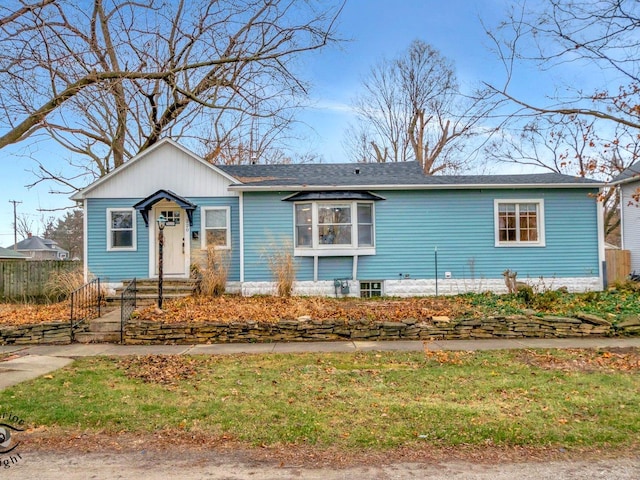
[494,199,545,247]
[202,207,230,249]
[294,201,375,255]
[107,208,136,251]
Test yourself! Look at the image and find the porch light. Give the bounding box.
[157,215,167,309]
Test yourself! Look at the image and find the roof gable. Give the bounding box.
[71,139,240,200]
[611,161,640,185]
[133,189,197,226]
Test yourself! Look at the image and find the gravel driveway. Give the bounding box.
[7,450,639,479]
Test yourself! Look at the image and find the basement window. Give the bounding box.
[360,281,383,298]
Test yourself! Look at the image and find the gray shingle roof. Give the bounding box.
[0,247,27,259]
[611,161,640,184]
[217,162,603,189]
[10,235,68,255]
[218,161,426,186]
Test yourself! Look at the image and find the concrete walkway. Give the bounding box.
[1,337,639,390]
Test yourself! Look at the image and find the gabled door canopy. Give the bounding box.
[133,189,196,226]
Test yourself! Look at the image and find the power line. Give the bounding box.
[8,200,22,250]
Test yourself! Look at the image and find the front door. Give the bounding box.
[155,206,186,276]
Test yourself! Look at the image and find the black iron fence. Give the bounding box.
[120,278,137,343]
[69,278,102,341]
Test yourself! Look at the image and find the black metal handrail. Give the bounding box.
[70,278,102,342]
[120,278,137,344]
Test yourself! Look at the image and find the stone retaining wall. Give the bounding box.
[0,322,78,344]
[124,313,624,344]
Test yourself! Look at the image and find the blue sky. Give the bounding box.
[0,0,596,245]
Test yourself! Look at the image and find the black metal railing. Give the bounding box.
[70,278,102,341]
[120,278,137,344]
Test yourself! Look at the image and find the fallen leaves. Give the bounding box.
[134,295,465,324]
[519,348,640,372]
[0,302,70,325]
[118,355,201,386]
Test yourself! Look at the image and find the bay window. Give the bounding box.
[294,201,375,255]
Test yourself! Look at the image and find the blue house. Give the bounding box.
[71,139,605,296]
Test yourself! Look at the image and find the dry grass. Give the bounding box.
[43,267,86,300]
[196,246,230,297]
[264,239,296,297]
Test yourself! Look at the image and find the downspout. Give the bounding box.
[596,189,606,290]
[239,192,244,283]
[83,199,89,283]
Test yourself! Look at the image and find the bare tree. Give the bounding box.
[13,214,34,241]
[0,0,343,190]
[486,115,637,238]
[485,1,640,239]
[346,40,490,174]
[486,0,640,132]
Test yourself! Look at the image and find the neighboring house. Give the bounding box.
[8,234,69,260]
[0,246,27,260]
[70,139,605,297]
[611,162,640,273]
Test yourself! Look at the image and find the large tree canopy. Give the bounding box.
[345,40,490,174]
[0,0,342,189]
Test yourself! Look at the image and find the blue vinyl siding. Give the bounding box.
[242,192,312,281]
[189,197,240,281]
[242,188,600,282]
[318,257,353,280]
[87,197,240,282]
[357,188,600,280]
[87,199,149,282]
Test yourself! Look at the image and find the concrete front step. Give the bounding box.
[109,277,195,306]
[89,319,121,333]
[106,292,192,307]
[74,332,121,343]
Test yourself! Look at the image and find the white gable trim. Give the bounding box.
[71,138,241,201]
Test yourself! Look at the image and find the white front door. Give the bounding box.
[154,205,187,276]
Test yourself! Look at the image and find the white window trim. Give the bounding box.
[106,208,137,251]
[201,206,231,250]
[293,201,376,257]
[494,199,546,247]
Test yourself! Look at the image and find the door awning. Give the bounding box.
[282,191,386,202]
[133,189,196,226]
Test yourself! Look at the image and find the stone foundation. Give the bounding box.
[106,276,602,299]
[124,313,620,345]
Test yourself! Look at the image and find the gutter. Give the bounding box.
[227,182,606,192]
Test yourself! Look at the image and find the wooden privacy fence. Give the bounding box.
[605,249,631,285]
[0,260,78,302]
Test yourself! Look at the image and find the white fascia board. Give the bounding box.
[608,176,640,187]
[228,182,605,192]
[70,138,243,201]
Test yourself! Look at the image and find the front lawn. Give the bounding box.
[2,349,639,451]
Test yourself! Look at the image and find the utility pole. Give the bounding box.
[8,200,22,250]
